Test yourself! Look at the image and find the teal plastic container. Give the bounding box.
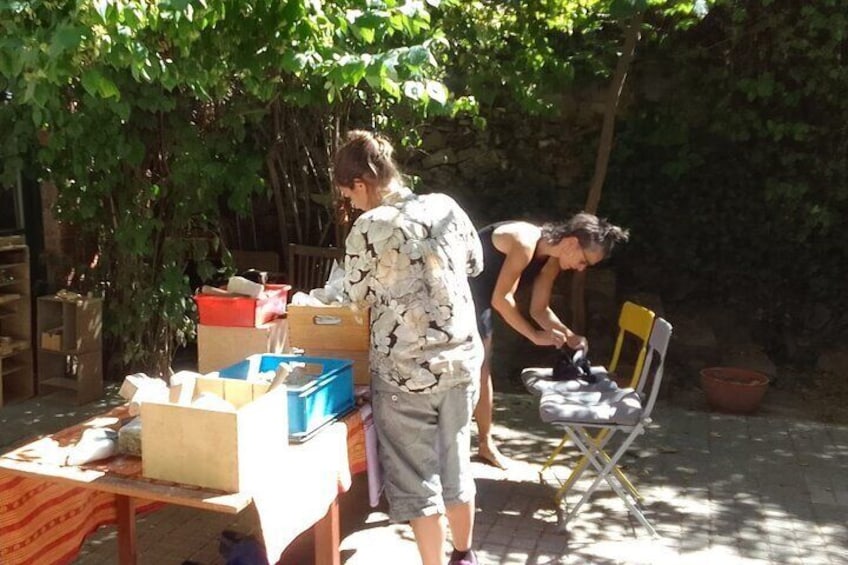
[218,354,355,440]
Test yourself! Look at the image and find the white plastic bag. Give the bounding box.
[66,428,119,466]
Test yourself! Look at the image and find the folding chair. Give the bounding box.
[547,317,672,535]
[287,243,344,294]
[536,301,656,501]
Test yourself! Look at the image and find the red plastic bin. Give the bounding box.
[194,284,291,327]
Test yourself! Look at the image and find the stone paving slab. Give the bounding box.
[2,385,847,564]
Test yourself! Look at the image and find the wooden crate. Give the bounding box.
[197,318,289,373]
[287,305,369,351]
[141,376,288,492]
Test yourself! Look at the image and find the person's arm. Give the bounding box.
[489,223,563,348]
[529,258,588,351]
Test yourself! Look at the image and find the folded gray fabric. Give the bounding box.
[521,367,619,396]
[539,387,643,426]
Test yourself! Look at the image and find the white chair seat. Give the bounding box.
[539,386,643,426]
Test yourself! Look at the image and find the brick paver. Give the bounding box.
[2,384,847,564]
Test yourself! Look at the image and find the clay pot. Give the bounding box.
[699,367,770,414]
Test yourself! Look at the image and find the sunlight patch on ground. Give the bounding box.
[340,522,423,565]
[580,539,762,565]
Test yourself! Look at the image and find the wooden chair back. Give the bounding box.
[287,244,344,294]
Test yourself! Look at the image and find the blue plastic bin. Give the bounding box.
[218,354,355,439]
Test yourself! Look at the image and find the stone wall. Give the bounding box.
[403,97,606,228]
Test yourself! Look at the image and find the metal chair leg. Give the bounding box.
[554,428,642,503]
[563,426,657,537]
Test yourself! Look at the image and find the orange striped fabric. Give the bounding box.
[0,405,367,565]
[0,475,161,565]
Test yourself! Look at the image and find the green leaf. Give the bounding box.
[403,80,425,100]
[112,100,131,121]
[49,25,85,57]
[281,51,315,73]
[31,106,42,129]
[405,45,429,67]
[381,76,401,98]
[0,47,13,77]
[81,69,121,99]
[352,24,376,44]
[165,0,191,10]
[282,0,307,22]
[364,69,382,89]
[609,0,647,19]
[424,80,447,104]
[93,0,109,22]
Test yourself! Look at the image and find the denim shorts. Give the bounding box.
[370,378,477,522]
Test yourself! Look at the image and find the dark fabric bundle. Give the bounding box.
[552,349,596,382]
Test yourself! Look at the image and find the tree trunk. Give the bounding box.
[572,12,643,334]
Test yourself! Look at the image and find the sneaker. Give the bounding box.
[448,548,478,565]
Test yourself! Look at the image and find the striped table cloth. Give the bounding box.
[0,404,367,565]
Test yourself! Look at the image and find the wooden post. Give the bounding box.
[573,12,644,334]
[116,495,137,565]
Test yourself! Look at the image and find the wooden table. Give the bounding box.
[0,406,365,565]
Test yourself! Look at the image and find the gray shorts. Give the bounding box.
[371,378,477,522]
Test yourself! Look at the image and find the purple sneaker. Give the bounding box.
[448,548,478,565]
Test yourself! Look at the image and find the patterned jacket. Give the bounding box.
[343,187,484,393]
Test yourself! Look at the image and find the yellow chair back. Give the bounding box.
[608,301,656,388]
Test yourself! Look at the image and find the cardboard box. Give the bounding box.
[141,376,288,492]
[218,354,354,440]
[287,305,369,351]
[41,327,63,351]
[197,318,289,373]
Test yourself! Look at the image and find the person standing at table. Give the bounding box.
[336,130,483,565]
[470,215,630,469]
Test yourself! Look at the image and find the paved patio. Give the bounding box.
[1,383,846,565]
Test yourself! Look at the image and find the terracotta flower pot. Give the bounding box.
[699,367,770,415]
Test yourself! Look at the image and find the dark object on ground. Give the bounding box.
[219,529,269,565]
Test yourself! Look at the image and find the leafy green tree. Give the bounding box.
[0,0,460,377]
[440,0,714,330]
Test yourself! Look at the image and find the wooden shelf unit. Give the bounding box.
[36,295,103,404]
[0,239,34,407]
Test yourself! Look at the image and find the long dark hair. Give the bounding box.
[541,212,630,256]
